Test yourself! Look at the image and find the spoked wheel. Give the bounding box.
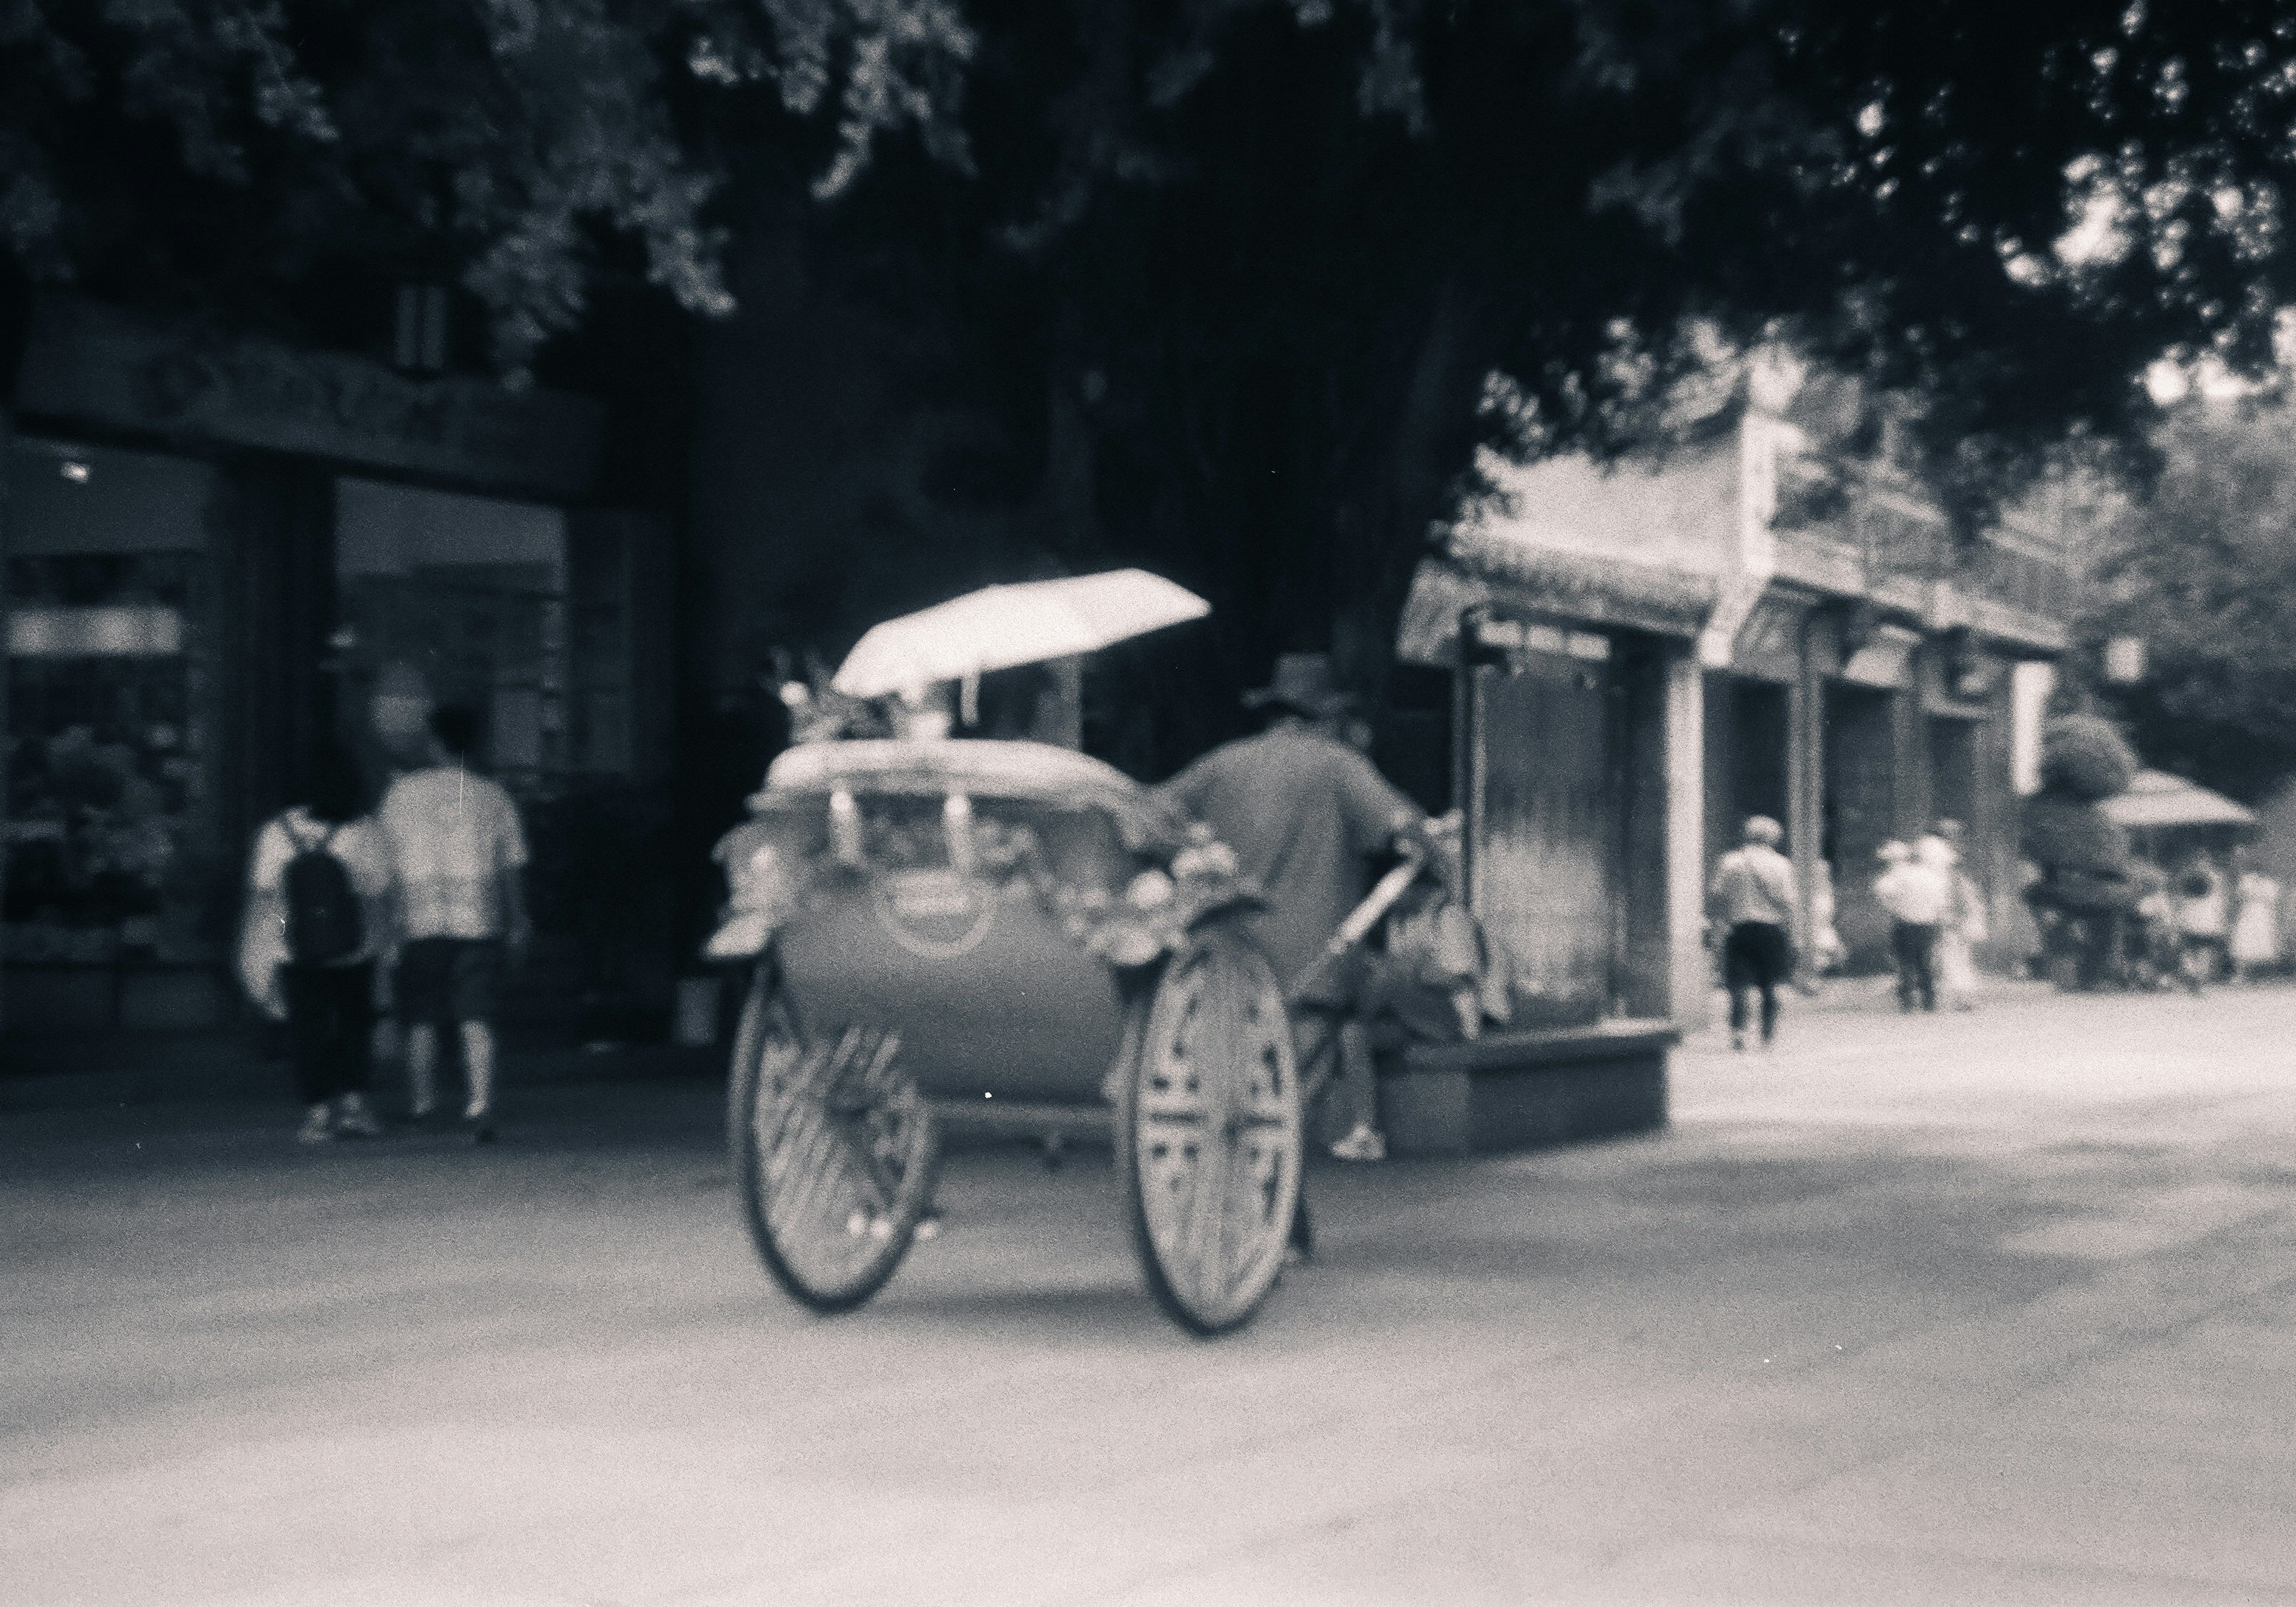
[727,962,940,1313]
[1117,928,1304,1335]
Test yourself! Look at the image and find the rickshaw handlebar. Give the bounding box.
[1324,841,1431,959]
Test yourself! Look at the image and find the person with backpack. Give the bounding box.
[240,744,396,1143]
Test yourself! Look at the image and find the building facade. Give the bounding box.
[1394,376,2076,1032]
[2,297,676,1048]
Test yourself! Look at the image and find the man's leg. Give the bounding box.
[461,1020,496,1123]
[398,942,440,1118]
[1914,927,1939,1010]
[1285,1009,1341,1261]
[1721,928,1751,1048]
[283,968,334,1140]
[1753,925,1783,1045]
[1889,925,1915,1010]
[330,965,381,1136]
[1326,1021,1384,1159]
[405,1024,437,1117]
[453,942,503,1141]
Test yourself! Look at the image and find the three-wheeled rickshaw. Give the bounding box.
[703,573,1420,1334]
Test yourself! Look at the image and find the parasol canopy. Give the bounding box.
[2100,770,2256,830]
[832,569,1209,700]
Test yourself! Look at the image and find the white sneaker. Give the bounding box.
[1329,1123,1386,1162]
[296,1103,334,1144]
[333,1094,382,1139]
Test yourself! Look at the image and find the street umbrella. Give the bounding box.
[832,569,1210,700]
[2099,770,2256,830]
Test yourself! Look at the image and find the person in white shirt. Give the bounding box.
[241,743,395,1143]
[2230,851,2283,983]
[1873,840,1951,1012]
[1921,823,1988,1011]
[2173,850,2230,989]
[1706,816,1799,1050]
[376,704,531,1143]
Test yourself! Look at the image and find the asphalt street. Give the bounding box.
[6,979,2295,1606]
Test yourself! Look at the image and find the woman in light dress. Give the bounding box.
[1921,823,1988,1011]
[2230,849,2283,983]
[2174,850,2232,991]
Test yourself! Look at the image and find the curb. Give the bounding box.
[0,1037,721,1115]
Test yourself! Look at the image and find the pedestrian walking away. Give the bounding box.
[237,741,396,1143]
[2229,849,2282,984]
[1154,651,1433,1178]
[1924,822,1987,1011]
[377,702,532,1144]
[1874,840,1949,1012]
[2174,850,2230,992]
[1708,815,1798,1050]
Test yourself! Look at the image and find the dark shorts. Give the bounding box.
[397,938,501,1026]
[1723,922,1793,992]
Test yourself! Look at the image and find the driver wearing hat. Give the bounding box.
[1156,652,1433,1165]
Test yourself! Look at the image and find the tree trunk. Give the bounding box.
[0,398,13,1034]
[0,280,24,1033]
[1331,275,1483,710]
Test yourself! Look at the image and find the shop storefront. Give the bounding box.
[3,439,230,1031]
[1397,540,1714,1031]
[1700,580,2035,976]
[3,297,672,1047]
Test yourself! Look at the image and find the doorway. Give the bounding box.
[1467,647,1619,1027]
[1705,675,1790,866]
[1929,716,1977,836]
[1824,683,1898,969]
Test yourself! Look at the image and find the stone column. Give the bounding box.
[1787,624,1826,971]
[1665,647,1709,1028]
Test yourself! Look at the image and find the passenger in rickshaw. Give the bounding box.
[1154,652,1441,1165]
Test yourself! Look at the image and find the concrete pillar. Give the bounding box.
[1665,648,1708,1028]
[1894,646,1931,841]
[1786,626,1826,970]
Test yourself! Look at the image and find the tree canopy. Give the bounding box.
[0,0,972,368]
[13,1,2296,724]
[2079,400,2296,802]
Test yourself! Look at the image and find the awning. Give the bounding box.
[1396,534,1717,667]
[2100,771,2256,830]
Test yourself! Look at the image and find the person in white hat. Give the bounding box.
[1873,839,1950,1012]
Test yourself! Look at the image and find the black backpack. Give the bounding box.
[283,819,364,964]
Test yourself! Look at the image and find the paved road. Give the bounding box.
[7,983,2295,1606]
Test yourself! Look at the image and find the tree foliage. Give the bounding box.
[2082,400,2296,800]
[755,0,2296,707]
[0,0,973,371]
[15,1,2296,724]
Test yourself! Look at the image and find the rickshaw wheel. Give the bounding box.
[1117,928,1304,1336]
[727,961,940,1314]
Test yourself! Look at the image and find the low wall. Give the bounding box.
[1378,1020,1675,1157]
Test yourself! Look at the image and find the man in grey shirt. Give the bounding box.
[1707,815,1798,1050]
[1157,653,1430,1164]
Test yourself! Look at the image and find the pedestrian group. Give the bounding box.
[239,702,531,1145]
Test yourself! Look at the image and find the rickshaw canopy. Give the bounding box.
[830,569,1208,700]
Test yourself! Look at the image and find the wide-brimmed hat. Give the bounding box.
[1243,651,1357,718]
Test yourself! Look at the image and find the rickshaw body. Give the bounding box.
[708,738,1309,1334]
[718,741,1162,1103]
